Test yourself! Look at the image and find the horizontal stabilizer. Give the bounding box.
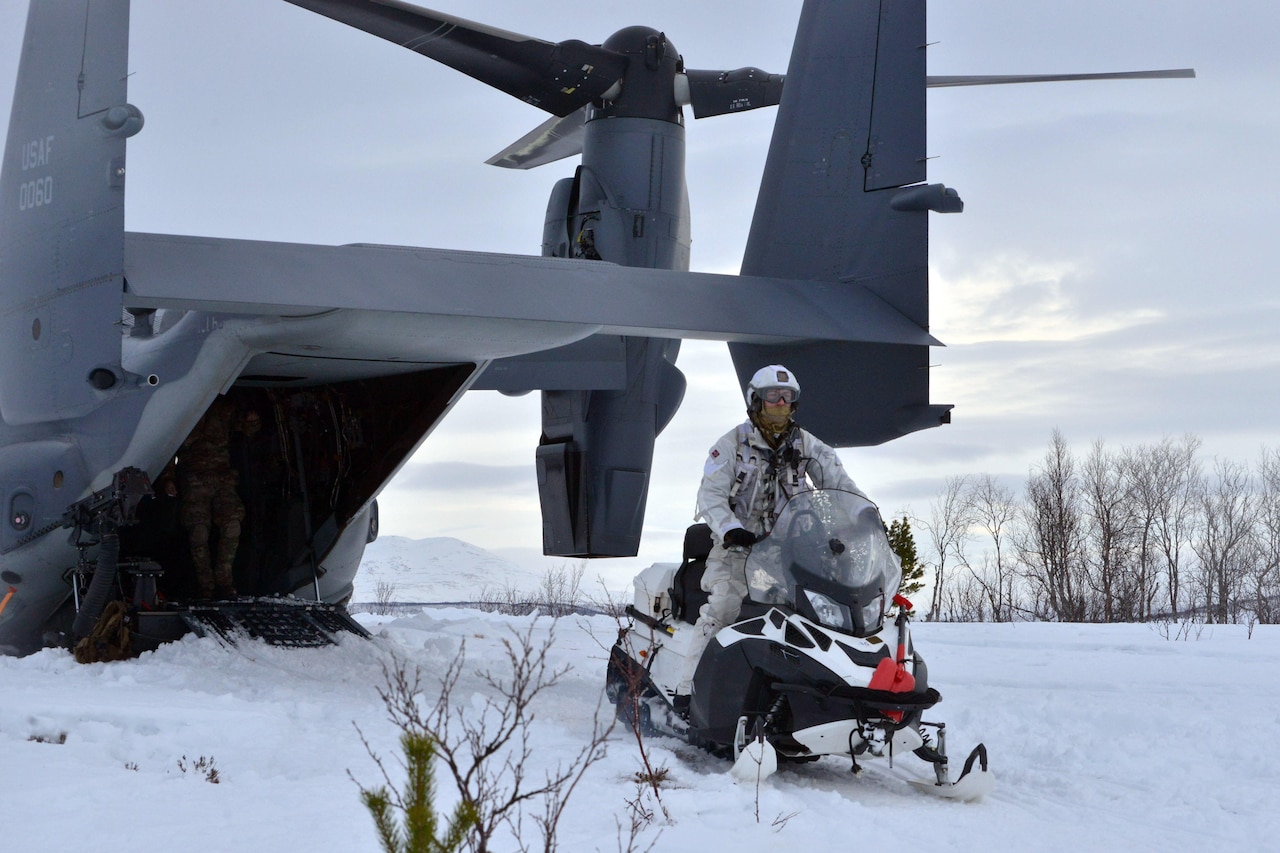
[123,233,938,348]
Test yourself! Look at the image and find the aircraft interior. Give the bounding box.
[116,365,472,605]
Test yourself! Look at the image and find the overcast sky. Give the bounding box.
[3,1,1277,585]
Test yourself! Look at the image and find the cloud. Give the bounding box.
[930,253,1163,345]
[390,462,534,493]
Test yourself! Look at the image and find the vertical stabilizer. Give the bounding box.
[734,0,953,446]
[0,0,136,425]
[742,0,926,285]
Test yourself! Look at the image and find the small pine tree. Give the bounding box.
[887,516,925,602]
[359,731,478,853]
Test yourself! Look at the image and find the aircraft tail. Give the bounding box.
[735,0,954,446]
[0,0,138,425]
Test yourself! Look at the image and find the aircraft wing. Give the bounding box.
[122,232,938,348]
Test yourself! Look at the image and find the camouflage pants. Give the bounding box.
[180,473,245,597]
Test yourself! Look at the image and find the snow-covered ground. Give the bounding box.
[354,536,549,602]
[3,604,1276,852]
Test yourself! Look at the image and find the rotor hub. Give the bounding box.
[591,26,683,123]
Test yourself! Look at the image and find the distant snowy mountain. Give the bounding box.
[354,535,546,602]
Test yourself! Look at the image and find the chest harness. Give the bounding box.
[727,424,807,534]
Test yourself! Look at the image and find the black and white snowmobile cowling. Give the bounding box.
[606,488,994,801]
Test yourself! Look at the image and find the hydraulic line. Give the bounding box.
[71,531,119,640]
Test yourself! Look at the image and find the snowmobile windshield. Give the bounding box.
[743,489,902,637]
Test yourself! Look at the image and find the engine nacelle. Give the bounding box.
[536,337,684,558]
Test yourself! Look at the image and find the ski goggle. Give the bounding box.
[761,388,797,404]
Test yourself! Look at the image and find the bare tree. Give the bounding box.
[354,623,616,853]
[475,584,538,617]
[942,562,996,622]
[956,474,1020,622]
[1125,435,1201,616]
[1080,440,1141,622]
[475,562,588,618]
[536,562,586,618]
[1019,430,1088,621]
[919,475,971,620]
[1119,444,1160,620]
[914,431,1222,625]
[373,579,399,616]
[1249,448,1280,623]
[592,605,670,849]
[1193,459,1256,623]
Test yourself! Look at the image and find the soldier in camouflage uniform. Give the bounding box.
[178,397,245,599]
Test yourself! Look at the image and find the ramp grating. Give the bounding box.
[181,598,370,648]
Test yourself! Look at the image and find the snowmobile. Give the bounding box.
[606,488,993,801]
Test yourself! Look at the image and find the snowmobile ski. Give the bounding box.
[906,769,995,802]
[904,726,994,801]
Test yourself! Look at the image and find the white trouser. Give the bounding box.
[699,543,749,627]
[678,544,748,693]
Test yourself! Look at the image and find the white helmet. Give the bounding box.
[747,364,800,408]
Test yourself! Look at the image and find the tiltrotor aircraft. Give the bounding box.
[0,0,1190,656]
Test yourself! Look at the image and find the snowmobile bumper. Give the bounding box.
[771,680,942,721]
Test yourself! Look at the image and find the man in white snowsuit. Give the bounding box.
[678,364,863,693]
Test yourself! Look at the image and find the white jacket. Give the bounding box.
[696,420,862,540]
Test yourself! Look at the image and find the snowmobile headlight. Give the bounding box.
[801,589,852,632]
[859,593,885,633]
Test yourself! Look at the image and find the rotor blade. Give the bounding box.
[487,108,588,169]
[282,0,627,116]
[926,69,1195,88]
[682,67,786,118]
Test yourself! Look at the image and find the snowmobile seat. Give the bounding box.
[671,523,713,625]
